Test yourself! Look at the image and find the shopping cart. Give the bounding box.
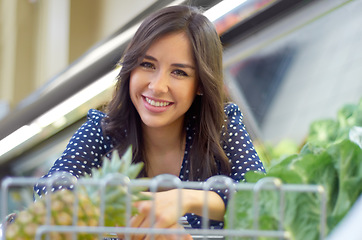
[1,174,327,240]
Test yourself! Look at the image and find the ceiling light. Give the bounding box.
[204,0,247,22]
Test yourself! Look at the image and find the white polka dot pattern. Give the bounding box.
[34,109,113,195]
[34,103,265,229]
[183,103,265,228]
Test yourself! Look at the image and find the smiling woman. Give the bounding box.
[33,4,265,239]
[130,32,198,131]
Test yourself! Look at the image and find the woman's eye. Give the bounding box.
[140,62,155,69]
[172,69,188,77]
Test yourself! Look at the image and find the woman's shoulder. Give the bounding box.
[224,102,243,120]
[86,109,107,126]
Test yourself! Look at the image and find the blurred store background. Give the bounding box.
[0,0,362,212]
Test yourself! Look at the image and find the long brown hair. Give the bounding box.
[104,5,230,180]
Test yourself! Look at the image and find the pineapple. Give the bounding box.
[4,146,149,240]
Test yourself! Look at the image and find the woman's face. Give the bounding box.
[129,32,198,130]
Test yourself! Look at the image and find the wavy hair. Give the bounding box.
[104,5,230,180]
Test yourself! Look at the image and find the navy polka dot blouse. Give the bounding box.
[34,102,265,229]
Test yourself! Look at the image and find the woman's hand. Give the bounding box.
[121,221,192,240]
[122,188,225,239]
[129,189,190,240]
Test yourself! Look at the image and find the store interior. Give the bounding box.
[0,0,361,239]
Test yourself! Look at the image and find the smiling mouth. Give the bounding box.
[144,97,171,107]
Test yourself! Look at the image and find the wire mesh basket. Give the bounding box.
[0,174,327,240]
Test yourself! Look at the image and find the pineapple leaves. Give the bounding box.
[5,145,149,240]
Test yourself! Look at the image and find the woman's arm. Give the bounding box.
[183,189,225,221]
[223,103,266,183]
[33,109,112,196]
[131,188,225,228]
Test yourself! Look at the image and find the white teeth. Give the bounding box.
[145,97,170,107]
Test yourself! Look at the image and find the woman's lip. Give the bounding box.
[142,96,173,113]
[143,96,173,105]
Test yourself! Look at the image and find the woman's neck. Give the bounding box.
[142,116,185,150]
[142,122,186,177]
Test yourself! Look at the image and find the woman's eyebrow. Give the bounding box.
[172,63,195,69]
[144,55,157,61]
[144,55,195,69]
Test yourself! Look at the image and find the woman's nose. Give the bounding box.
[148,72,169,93]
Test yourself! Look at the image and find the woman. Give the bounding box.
[35,4,265,238]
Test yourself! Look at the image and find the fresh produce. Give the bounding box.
[4,146,149,240]
[225,99,362,240]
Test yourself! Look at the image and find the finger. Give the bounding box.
[130,214,144,227]
[133,214,166,240]
[133,198,152,209]
[152,214,174,230]
[130,231,146,240]
[129,214,148,240]
[116,233,125,239]
[144,223,191,240]
[143,232,192,240]
[169,223,193,240]
[132,202,158,228]
[115,225,125,240]
[183,233,193,240]
[143,218,168,240]
[169,223,192,240]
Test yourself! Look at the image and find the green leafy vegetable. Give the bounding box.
[225,98,362,240]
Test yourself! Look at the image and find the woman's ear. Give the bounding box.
[196,86,203,96]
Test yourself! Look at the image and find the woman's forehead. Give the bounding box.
[144,32,195,64]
